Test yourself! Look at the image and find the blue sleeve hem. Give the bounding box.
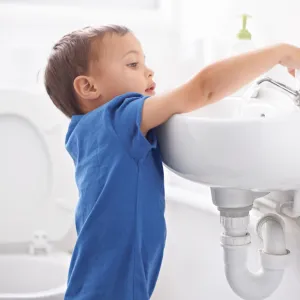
[108,93,157,162]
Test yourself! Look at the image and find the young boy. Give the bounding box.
[44,25,300,300]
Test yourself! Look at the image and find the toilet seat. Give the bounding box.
[0,88,76,299]
[0,88,76,246]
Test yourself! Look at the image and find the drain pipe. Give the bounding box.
[211,188,290,300]
[278,190,300,218]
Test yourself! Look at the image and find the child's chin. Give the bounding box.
[145,90,156,96]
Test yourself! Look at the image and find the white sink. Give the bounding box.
[157,87,300,192]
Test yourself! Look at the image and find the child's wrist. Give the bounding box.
[276,43,294,66]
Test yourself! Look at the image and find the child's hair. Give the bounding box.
[44,25,130,118]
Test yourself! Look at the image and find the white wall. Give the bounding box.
[0,1,183,94]
[0,0,159,9]
[179,0,300,44]
[178,0,300,66]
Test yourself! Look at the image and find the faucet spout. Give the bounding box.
[253,77,300,106]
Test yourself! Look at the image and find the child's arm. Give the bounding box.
[141,43,300,134]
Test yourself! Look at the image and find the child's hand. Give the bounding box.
[288,68,295,77]
[279,44,300,77]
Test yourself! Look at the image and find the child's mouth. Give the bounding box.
[145,83,156,94]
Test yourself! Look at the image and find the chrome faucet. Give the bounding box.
[251,77,300,106]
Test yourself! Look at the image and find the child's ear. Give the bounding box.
[73,75,101,100]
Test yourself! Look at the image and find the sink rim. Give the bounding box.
[170,110,299,123]
[170,95,300,123]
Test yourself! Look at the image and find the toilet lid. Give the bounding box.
[0,89,77,244]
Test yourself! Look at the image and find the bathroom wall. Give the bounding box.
[0,1,183,95]
[178,0,300,46]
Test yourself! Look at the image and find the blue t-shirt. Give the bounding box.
[64,93,166,300]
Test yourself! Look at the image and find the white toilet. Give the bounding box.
[0,89,77,299]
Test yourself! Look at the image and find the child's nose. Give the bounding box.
[145,67,154,78]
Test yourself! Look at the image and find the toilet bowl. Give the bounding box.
[0,89,77,299]
[0,254,70,300]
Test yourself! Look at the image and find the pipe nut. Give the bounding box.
[221,233,251,247]
[220,216,250,230]
[260,249,290,270]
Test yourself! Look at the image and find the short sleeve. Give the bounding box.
[107,92,157,161]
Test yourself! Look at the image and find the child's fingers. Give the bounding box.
[288,68,295,77]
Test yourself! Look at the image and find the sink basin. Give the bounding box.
[157,87,300,191]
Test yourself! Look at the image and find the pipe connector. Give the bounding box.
[256,214,290,269]
[221,215,251,247]
[277,190,300,219]
[221,213,290,300]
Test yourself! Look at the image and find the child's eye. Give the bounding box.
[127,62,138,68]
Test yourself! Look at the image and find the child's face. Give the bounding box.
[88,32,156,106]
